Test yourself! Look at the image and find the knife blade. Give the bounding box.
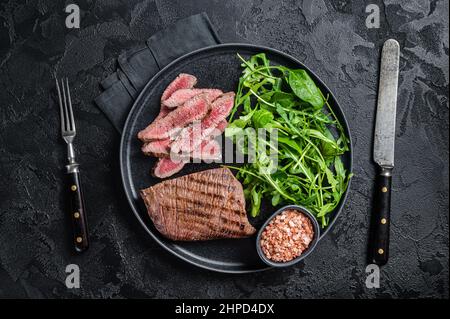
[374,39,400,169]
[369,39,400,266]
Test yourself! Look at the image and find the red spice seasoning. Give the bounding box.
[260,209,315,262]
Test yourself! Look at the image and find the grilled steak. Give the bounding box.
[142,122,226,159]
[171,92,234,154]
[162,88,222,108]
[214,119,228,134]
[161,73,197,102]
[142,138,172,157]
[153,158,185,178]
[192,139,221,161]
[140,168,256,241]
[154,104,172,122]
[154,73,197,122]
[138,73,234,179]
[138,93,209,141]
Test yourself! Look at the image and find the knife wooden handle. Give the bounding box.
[370,170,391,265]
[67,170,89,253]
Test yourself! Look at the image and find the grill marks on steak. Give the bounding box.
[140,168,256,241]
[138,93,209,141]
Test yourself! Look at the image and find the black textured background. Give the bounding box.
[0,0,448,298]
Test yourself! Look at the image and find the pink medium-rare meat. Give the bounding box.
[192,139,221,161]
[154,104,172,122]
[170,119,228,156]
[154,74,197,122]
[142,121,227,158]
[162,89,223,108]
[153,158,185,178]
[171,92,234,154]
[138,93,210,141]
[201,92,235,130]
[142,138,171,157]
[161,73,197,102]
[213,120,228,136]
[143,138,221,161]
[152,140,221,178]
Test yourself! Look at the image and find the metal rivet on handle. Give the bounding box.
[74,212,80,218]
[71,185,77,191]
[381,187,388,193]
[76,237,82,243]
[381,218,387,224]
[378,248,384,255]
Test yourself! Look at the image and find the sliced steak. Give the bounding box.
[142,122,226,159]
[154,104,172,122]
[161,73,197,102]
[162,89,223,108]
[154,74,197,122]
[142,138,171,157]
[138,93,209,141]
[214,119,228,134]
[144,138,221,162]
[153,158,185,178]
[140,168,256,241]
[171,92,234,153]
[190,139,221,161]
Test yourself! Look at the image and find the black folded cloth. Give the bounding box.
[94,13,221,132]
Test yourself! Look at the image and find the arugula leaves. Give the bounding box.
[227,53,352,227]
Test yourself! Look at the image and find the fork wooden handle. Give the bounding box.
[67,170,89,253]
[369,172,391,265]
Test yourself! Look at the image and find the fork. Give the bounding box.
[55,77,89,253]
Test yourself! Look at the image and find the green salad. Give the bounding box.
[225,53,352,227]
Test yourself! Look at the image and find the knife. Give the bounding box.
[370,39,400,266]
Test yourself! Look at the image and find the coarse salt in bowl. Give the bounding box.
[256,205,320,267]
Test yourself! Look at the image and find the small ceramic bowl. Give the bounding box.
[256,205,320,267]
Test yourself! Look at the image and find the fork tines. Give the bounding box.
[55,77,76,136]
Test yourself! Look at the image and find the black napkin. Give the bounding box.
[94,13,221,132]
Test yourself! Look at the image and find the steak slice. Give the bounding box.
[153,104,172,122]
[142,122,226,159]
[151,140,221,178]
[171,92,234,154]
[214,119,228,134]
[162,89,223,108]
[144,138,221,161]
[138,93,209,141]
[142,138,172,157]
[140,168,256,241]
[190,139,221,161]
[153,158,185,178]
[161,73,197,102]
[154,74,197,122]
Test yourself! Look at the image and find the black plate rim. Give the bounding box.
[120,43,353,274]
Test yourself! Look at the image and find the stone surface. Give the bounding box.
[0,0,448,298]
